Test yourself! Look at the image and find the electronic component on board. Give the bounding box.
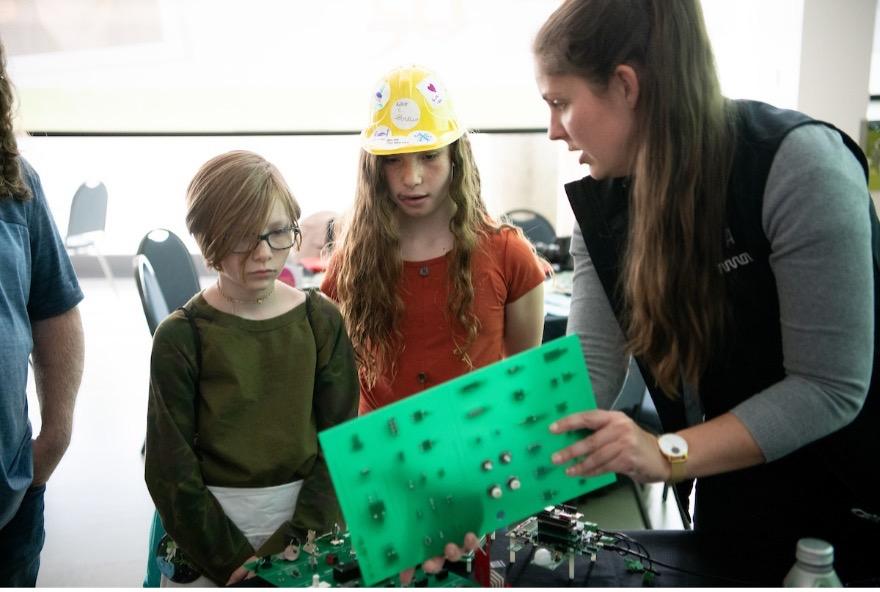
[245,529,475,588]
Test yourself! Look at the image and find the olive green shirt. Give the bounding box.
[144,288,358,584]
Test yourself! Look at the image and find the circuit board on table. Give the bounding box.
[245,529,475,587]
[319,334,616,585]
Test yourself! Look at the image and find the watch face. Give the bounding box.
[658,433,688,459]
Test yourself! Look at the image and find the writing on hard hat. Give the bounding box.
[361,65,466,156]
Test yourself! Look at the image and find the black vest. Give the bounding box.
[566,101,880,553]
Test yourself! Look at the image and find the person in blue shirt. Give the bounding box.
[0,38,85,587]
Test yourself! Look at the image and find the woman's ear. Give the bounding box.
[613,64,640,109]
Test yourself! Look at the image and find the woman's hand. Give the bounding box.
[226,556,258,586]
[549,409,670,483]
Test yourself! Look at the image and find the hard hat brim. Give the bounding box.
[361,128,466,156]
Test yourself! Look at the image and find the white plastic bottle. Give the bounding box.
[783,538,842,587]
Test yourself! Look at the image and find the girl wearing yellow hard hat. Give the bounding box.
[322,65,546,414]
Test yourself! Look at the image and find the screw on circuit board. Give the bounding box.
[543,347,566,362]
[466,406,488,419]
[543,489,559,501]
[385,546,399,564]
[368,498,386,521]
[460,380,483,394]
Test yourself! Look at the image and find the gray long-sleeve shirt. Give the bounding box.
[567,124,873,462]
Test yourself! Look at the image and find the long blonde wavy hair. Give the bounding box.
[535,0,737,396]
[333,136,504,388]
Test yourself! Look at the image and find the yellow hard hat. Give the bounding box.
[361,66,466,155]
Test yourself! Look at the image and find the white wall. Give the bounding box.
[702,0,804,109]
[798,0,877,142]
[9,0,877,254]
[18,132,560,255]
[4,0,556,132]
[17,134,362,255]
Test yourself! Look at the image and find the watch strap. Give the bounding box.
[668,456,687,483]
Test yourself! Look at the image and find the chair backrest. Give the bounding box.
[502,208,556,247]
[66,182,108,244]
[133,254,171,335]
[134,229,201,333]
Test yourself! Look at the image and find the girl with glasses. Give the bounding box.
[144,150,358,586]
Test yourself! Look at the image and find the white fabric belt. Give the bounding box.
[161,479,303,588]
[207,479,303,550]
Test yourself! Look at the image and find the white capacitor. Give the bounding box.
[311,574,331,588]
[533,547,553,567]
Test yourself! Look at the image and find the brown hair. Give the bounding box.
[332,136,515,388]
[535,0,736,396]
[185,150,301,272]
[0,39,30,201]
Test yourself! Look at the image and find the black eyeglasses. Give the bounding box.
[230,225,301,254]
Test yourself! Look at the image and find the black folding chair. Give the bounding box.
[133,229,200,335]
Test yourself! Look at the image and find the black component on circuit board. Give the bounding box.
[536,505,580,549]
[332,560,362,583]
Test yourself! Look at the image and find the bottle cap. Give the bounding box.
[795,538,834,567]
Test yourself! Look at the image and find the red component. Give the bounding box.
[299,256,327,273]
[325,553,337,565]
[278,266,297,287]
[473,535,492,587]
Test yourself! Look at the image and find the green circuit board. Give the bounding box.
[245,529,475,587]
[319,334,616,585]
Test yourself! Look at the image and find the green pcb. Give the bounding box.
[245,530,475,587]
[318,334,616,585]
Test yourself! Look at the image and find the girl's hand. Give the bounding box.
[226,556,258,586]
[549,409,671,483]
[421,532,480,574]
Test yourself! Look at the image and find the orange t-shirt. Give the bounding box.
[322,228,545,414]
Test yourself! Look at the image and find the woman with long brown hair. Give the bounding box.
[322,65,546,414]
[534,0,878,584]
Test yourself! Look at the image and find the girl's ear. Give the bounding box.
[613,64,640,109]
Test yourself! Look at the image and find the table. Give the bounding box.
[240,527,878,587]
[543,284,571,343]
[494,529,795,587]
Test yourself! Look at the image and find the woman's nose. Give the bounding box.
[547,115,566,142]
